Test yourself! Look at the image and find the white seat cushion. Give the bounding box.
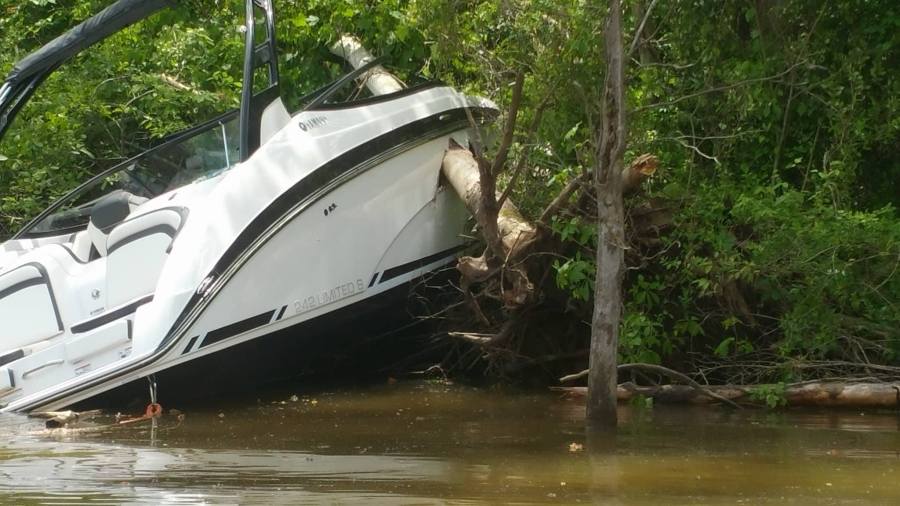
[69,231,93,262]
[0,264,62,350]
[105,208,185,307]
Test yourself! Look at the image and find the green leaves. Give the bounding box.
[748,383,788,409]
[553,252,594,302]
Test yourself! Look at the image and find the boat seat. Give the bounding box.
[67,231,93,263]
[105,207,186,308]
[0,264,63,351]
[87,190,148,257]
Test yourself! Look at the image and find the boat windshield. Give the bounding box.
[21,113,239,238]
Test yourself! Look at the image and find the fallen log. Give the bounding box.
[441,141,540,260]
[561,363,742,408]
[330,35,404,94]
[331,35,539,304]
[553,382,900,408]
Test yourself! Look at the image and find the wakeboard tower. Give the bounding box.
[0,0,493,412]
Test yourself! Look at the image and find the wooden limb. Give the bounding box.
[490,70,526,177]
[538,154,659,228]
[332,35,539,305]
[635,60,808,113]
[476,145,504,261]
[443,142,539,262]
[627,0,660,60]
[554,382,900,408]
[559,369,590,383]
[329,35,404,95]
[159,73,195,92]
[539,172,591,226]
[498,95,552,210]
[447,332,494,344]
[560,363,742,408]
[618,363,742,408]
[621,153,659,193]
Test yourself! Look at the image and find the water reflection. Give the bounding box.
[1,382,899,504]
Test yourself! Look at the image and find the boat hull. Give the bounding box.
[72,270,455,410]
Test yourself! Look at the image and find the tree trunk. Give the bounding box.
[555,382,900,408]
[329,35,404,95]
[587,0,627,427]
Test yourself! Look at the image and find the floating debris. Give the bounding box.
[29,409,102,429]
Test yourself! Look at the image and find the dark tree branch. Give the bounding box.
[491,69,526,177]
[635,60,807,113]
[627,0,659,60]
[539,172,591,227]
[497,94,550,209]
[561,363,742,409]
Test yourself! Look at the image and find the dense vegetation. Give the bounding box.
[1,0,897,385]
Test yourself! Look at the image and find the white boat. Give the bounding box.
[0,0,493,412]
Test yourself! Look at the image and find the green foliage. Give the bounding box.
[552,252,594,302]
[550,215,597,301]
[630,394,654,410]
[0,0,897,382]
[748,383,788,409]
[645,178,900,376]
[619,0,900,379]
[0,0,244,234]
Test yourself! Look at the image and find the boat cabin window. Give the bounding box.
[23,114,239,237]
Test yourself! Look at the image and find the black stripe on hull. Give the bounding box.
[379,245,467,284]
[0,349,25,367]
[182,336,199,355]
[71,295,154,334]
[199,310,276,349]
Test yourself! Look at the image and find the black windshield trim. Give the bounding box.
[14,110,238,240]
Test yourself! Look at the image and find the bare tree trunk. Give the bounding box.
[587,0,627,427]
[329,35,404,95]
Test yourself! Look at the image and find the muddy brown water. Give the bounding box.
[1,381,898,505]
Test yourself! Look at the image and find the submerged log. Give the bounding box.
[553,382,900,408]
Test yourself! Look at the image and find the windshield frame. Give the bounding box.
[2,1,281,240]
[13,109,239,240]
